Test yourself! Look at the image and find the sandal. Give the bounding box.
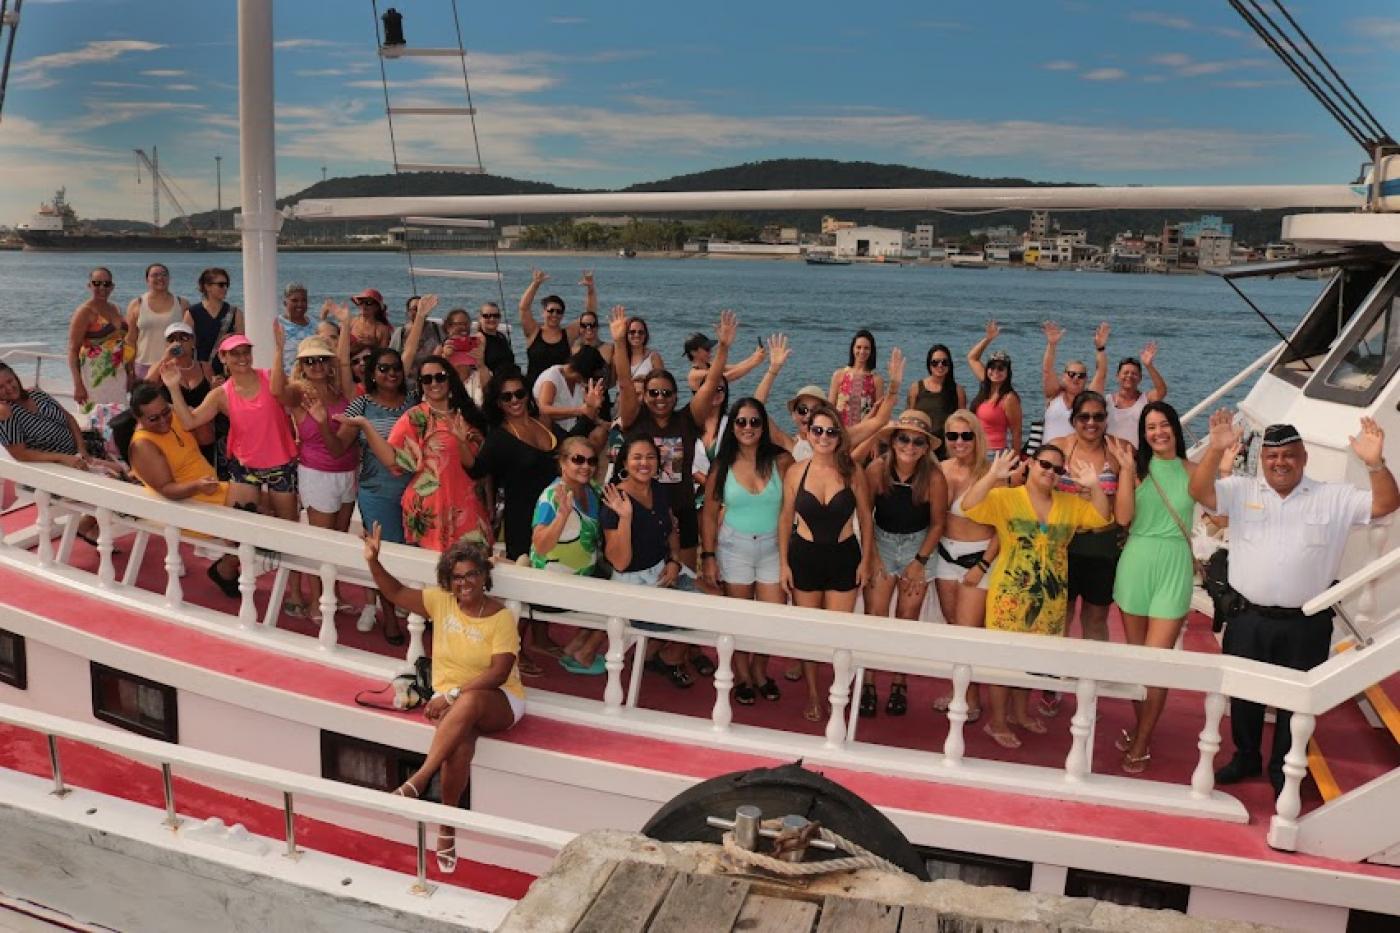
[983,723,1022,749]
[517,655,545,677]
[560,655,607,676]
[645,658,694,689]
[757,679,781,702]
[932,694,953,712]
[783,663,803,682]
[384,625,406,647]
[206,561,241,599]
[1121,750,1152,775]
[802,700,825,723]
[1014,717,1048,735]
[1038,692,1062,718]
[859,683,878,718]
[436,830,458,874]
[885,683,908,717]
[392,780,420,798]
[734,683,757,706]
[283,601,308,619]
[691,653,716,678]
[966,706,983,724]
[1114,728,1136,753]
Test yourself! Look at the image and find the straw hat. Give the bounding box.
[295,336,336,360]
[786,384,827,413]
[876,409,941,451]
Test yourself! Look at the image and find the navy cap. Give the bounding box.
[1261,423,1303,447]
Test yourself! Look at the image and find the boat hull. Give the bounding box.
[17,231,212,252]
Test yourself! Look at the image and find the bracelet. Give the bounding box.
[665,557,680,567]
[976,558,991,571]
[1367,459,1387,474]
[700,551,717,559]
[913,553,929,566]
[1095,345,1106,352]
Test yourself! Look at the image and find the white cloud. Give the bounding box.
[14,39,164,87]
[80,99,206,128]
[1081,68,1127,81]
[1351,18,1400,51]
[274,38,340,50]
[1149,53,1191,68]
[344,52,557,95]
[1129,11,1246,40]
[141,69,185,78]
[166,84,199,92]
[548,17,586,25]
[1042,60,1078,71]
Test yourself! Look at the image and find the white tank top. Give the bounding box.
[1108,392,1149,444]
[1043,394,1074,442]
[630,353,655,380]
[533,363,585,431]
[135,292,182,366]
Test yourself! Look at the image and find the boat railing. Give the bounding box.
[0,699,573,899]
[1,458,1397,859]
[1179,342,1282,435]
[0,344,74,404]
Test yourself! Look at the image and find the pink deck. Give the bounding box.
[2,513,1398,886]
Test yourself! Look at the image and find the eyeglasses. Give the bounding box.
[375,363,403,374]
[303,357,332,366]
[450,569,485,583]
[567,454,599,466]
[1065,370,1087,380]
[794,404,813,417]
[628,329,646,337]
[647,388,674,399]
[148,271,169,279]
[90,280,114,288]
[141,408,174,425]
[929,358,951,368]
[499,388,528,402]
[809,424,840,438]
[946,430,977,442]
[579,321,598,330]
[480,312,501,320]
[1074,411,1107,423]
[987,361,1008,371]
[208,280,230,288]
[734,416,763,428]
[544,307,564,315]
[893,433,928,448]
[419,372,450,385]
[1035,458,1067,475]
[354,298,380,306]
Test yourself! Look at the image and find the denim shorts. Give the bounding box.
[615,560,696,632]
[228,456,298,494]
[874,526,935,580]
[717,525,780,586]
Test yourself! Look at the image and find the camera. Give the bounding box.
[170,345,183,358]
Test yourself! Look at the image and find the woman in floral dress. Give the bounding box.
[67,267,131,414]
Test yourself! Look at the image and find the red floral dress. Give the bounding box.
[387,403,490,551]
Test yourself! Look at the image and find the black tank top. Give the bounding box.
[526,331,570,389]
[794,463,856,543]
[874,468,930,534]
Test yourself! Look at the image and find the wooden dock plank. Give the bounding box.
[648,873,750,932]
[815,895,901,933]
[573,861,677,933]
[732,893,820,933]
[895,904,942,933]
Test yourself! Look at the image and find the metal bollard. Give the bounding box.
[733,805,761,851]
[409,820,436,897]
[161,763,181,829]
[283,792,300,859]
[47,735,70,798]
[777,815,811,863]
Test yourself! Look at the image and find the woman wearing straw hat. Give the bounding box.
[857,409,947,717]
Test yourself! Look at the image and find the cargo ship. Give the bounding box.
[15,188,209,252]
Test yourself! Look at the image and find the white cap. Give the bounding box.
[164,321,195,339]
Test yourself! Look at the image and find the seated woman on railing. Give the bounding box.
[530,435,607,673]
[361,526,524,874]
[961,447,1112,749]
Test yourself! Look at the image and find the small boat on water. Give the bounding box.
[805,253,851,266]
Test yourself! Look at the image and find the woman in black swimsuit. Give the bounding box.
[518,268,594,390]
[778,403,876,723]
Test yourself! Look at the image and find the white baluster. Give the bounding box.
[1357,522,1387,627]
[236,542,257,629]
[1267,711,1315,851]
[1191,692,1227,798]
[317,563,338,649]
[95,507,115,589]
[1064,678,1098,782]
[163,525,183,608]
[825,650,853,749]
[405,613,426,669]
[711,635,735,733]
[603,616,626,713]
[943,664,973,767]
[34,491,52,566]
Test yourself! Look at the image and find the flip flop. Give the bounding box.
[1114,728,1136,753]
[802,702,825,723]
[1015,717,1048,735]
[517,655,545,677]
[1121,751,1152,775]
[983,723,1022,749]
[932,694,953,712]
[691,653,716,677]
[559,655,607,676]
[782,664,803,683]
[384,627,406,647]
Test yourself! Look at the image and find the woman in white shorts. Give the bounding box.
[700,398,794,706]
[933,409,1002,720]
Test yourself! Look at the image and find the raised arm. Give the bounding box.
[1068,459,1112,521]
[362,523,428,618]
[688,310,736,421]
[966,319,999,383]
[327,301,357,398]
[1349,416,1400,519]
[1141,341,1167,402]
[159,360,224,430]
[723,344,767,384]
[1189,409,1241,513]
[576,270,597,338]
[1041,321,1063,400]
[848,347,905,449]
[271,319,293,405]
[400,294,439,369]
[601,484,634,572]
[531,483,575,558]
[517,268,548,343]
[1090,322,1110,395]
[609,305,641,428]
[752,334,788,404]
[963,449,1017,511]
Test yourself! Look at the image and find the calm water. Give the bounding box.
[0,250,1319,413]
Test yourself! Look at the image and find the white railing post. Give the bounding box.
[34,490,52,566]
[1064,678,1098,782]
[95,507,115,589]
[825,649,853,749]
[1192,692,1227,798]
[712,634,735,733]
[603,616,626,713]
[237,542,257,629]
[162,525,183,608]
[405,613,427,669]
[943,663,973,767]
[317,563,338,649]
[1268,711,1316,851]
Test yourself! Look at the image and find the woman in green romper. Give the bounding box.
[1109,401,1200,775]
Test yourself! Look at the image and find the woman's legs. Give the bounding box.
[1124,616,1184,769]
[302,504,341,612]
[792,590,826,720]
[888,579,927,692]
[861,575,897,702]
[723,581,758,686]
[952,580,987,715]
[401,688,516,796]
[750,581,785,694]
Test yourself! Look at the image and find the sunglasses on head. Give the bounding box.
[1035,457,1067,475]
[647,387,674,399]
[809,424,840,438]
[375,363,403,374]
[90,280,114,287]
[419,371,450,385]
[945,430,976,442]
[894,432,928,448]
[1075,411,1107,423]
[734,416,763,429]
[499,388,528,402]
[1065,370,1087,380]
[567,453,599,466]
[929,358,951,368]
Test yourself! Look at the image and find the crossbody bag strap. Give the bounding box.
[1147,470,1204,576]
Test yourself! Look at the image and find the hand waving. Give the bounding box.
[1067,458,1099,491]
[985,319,1001,342]
[530,268,549,287]
[1042,320,1064,344]
[579,270,595,288]
[988,448,1019,481]
[1207,408,1242,453]
[608,305,628,344]
[1094,321,1111,349]
[768,333,791,371]
[887,346,906,386]
[417,294,439,318]
[1349,416,1385,467]
[362,521,383,563]
[601,482,633,521]
[715,309,738,348]
[1140,341,1158,368]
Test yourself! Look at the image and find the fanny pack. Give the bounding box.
[937,542,986,569]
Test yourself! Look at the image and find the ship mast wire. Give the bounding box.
[1267,0,1392,144]
[449,0,506,310]
[370,0,418,295]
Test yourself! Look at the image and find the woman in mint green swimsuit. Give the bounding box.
[1109,401,1200,776]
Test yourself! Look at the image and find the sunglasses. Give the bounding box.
[480,312,501,320]
[450,569,485,583]
[929,358,951,368]
[945,430,977,442]
[647,388,674,399]
[894,433,929,448]
[354,298,380,306]
[579,321,598,330]
[1075,411,1108,423]
[794,403,813,417]
[567,453,599,466]
[419,372,450,385]
[544,307,564,315]
[628,329,647,337]
[207,280,230,288]
[809,424,840,438]
[303,357,333,366]
[352,356,372,366]
[734,416,763,428]
[90,280,114,288]
[1065,371,1088,380]
[1035,458,1067,476]
[167,333,193,342]
[499,388,528,402]
[375,363,403,374]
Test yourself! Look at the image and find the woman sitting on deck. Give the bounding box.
[362,528,524,874]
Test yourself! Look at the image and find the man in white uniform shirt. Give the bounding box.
[1190,412,1398,796]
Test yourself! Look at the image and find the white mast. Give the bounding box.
[237,0,281,369]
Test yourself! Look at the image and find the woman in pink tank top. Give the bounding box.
[965,321,1023,456]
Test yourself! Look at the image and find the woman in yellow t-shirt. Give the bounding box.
[362,524,525,873]
[962,447,1111,750]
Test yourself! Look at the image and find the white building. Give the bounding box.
[1197,231,1234,268]
[834,225,910,258]
[914,224,937,249]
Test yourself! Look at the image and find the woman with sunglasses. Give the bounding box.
[828,329,884,428]
[1107,403,1197,774]
[531,436,609,673]
[126,263,190,382]
[966,321,1023,458]
[186,267,243,381]
[331,345,417,644]
[779,403,877,723]
[963,447,1111,748]
[67,267,132,412]
[363,529,524,873]
[1040,320,1108,443]
[622,315,664,383]
[699,397,795,704]
[347,288,393,358]
[684,331,766,393]
[775,348,905,463]
[472,369,563,564]
[931,410,1000,720]
[147,322,217,464]
[1107,344,1168,445]
[519,268,593,390]
[858,410,947,718]
[908,344,966,459]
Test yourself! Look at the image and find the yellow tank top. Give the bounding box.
[132,420,227,506]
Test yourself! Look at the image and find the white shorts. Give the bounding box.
[934,536,992,589]
[504,689,526,724]
[717,524,781,586]
[298,466,357,514]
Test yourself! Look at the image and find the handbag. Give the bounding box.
[355,654,433,711]
[1148,471,1243,629]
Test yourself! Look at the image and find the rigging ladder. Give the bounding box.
[371,0,505,305]
[0,0,24,124]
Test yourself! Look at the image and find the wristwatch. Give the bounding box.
[446,687,461,704]
[1367,459,1387,474]
[976,558,991,571]
[913,553,929,566]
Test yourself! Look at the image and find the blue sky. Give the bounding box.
[3,0,1399,226]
